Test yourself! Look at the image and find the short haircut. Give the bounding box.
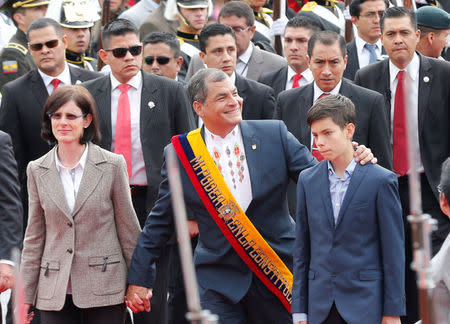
[380,7,417,33]
[41,85,101,145]
[349,0,389,17]
[440,157,450,199]
[27,18,63,41]
[307,30,346,58]
[418,25,442,38]
[101,18,138,49]
[285,15,323,33]
[306,94,356,129]
[143,32,181,57]
[218,1,255,27]
[199,23,236,53]
[188,68,229,105]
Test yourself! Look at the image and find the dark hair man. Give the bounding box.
[259,15,322,97]
[142,31,183,80]
[82,18,195,324]
[0,0,48,91]
[276,30,391,216]
[416,5,450,59]
[344,0,389,80]
[355,7,450,323]
[0,17,100,229]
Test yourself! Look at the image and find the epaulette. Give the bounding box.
[4,42,28,55]
[84,56,94,61]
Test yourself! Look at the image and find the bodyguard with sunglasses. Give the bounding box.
[82,18,195,324]
[0,18,100,230]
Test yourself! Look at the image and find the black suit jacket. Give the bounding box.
[82,71,195,211]
[276,78,392,216]
[354,54,450,199]
[343,40,386,81]
[0,66,101,224]
[0,131,22,261]
[258,65,288,98]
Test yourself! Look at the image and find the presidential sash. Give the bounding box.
[171,129,293,312]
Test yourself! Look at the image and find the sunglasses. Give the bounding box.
[105,45,143,58]
[48,112,87,121]
[144,56,173,65]
[29,39,59,51]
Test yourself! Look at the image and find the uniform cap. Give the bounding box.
[416,5,450,30]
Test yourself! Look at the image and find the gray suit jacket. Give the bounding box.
[0,131,22,261]
[82,71,195,212]
[185,45,286,82]
[258,65,288,97]
[22,144,141,310]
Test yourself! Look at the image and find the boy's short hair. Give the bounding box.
[306,94,356,129]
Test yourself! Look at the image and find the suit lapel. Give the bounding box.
[30,70,49,108]
[140,71,159,134]
[39,147,72,220]
[235,74,248,116]
[318,161,335,228]
[246,46,263,80]
[72,144,105,216]
[96,76,113,148]
[339,79,354,102]
[276,66,288,96]
[335,163,367,228]
[299,84,314,149]
[417,54,432,136]
[240,122,261,200]
[380,60,391,120]
[69,65,81,85]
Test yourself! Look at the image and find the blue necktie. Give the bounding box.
[364,43,378,64]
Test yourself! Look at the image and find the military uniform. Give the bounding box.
[176,26,201,80]
[0,29,36,92]
[66,49,97,71]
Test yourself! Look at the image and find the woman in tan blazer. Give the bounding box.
[21,85,141,324]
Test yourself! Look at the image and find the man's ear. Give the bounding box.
[193,100,204,118]
[440,193,450,217]
[346,123,356,139]
[199,51,206,64]
[99,49,109,64]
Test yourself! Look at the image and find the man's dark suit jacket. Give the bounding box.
[343,39,385,81]
[0,131,22,261]
[275,78,392,216]
[82,71,195,212]
[0,66,100,225]
[128,120,317,304]
[258,65,288,98]
[354,53,450,245]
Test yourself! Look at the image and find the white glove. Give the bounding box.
[271,16,289,36]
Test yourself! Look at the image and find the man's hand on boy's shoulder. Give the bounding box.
[353,142,377,165]
[381,315,401,324]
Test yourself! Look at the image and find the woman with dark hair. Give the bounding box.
[20,85,141,324]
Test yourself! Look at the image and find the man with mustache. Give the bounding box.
[355,7,450,323]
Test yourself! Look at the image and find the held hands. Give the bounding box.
[0,263,14,292]
[125,285,152,313]
[353,142,377,165]
[381,316,401,324]
[187,220,199,238]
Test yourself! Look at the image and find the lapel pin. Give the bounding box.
[75,80,82,85]
[423,76,429,83]
[148,101,155,109]
[252,144,256,150]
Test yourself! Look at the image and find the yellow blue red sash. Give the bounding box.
[171,129,293,312]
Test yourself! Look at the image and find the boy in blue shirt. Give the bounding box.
[292,94,405,324]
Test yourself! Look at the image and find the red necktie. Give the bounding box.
[51,78,61,92]
[115,84,132,178]
[393,70,408,176]
[292,74,303,88]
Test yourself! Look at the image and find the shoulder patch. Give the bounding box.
[4,42,28,55]
[2,61,18,74]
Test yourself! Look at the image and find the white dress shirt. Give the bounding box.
[354,33,382,69]
[236,43,254,77]
[38,63,72,95]
[285,66,314,90]
[204,125,252,212]
[110,72,147,185]
[389,53,423,174]
[55,144,88,214]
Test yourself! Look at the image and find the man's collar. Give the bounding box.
[230,71,236,85]
[354,33,382,54]
[287,65,313,82]
[389,52,420,84]
[313,79,342,102]
[238,42,253,64]
[110,70,143,90]
[38,62,71,87]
